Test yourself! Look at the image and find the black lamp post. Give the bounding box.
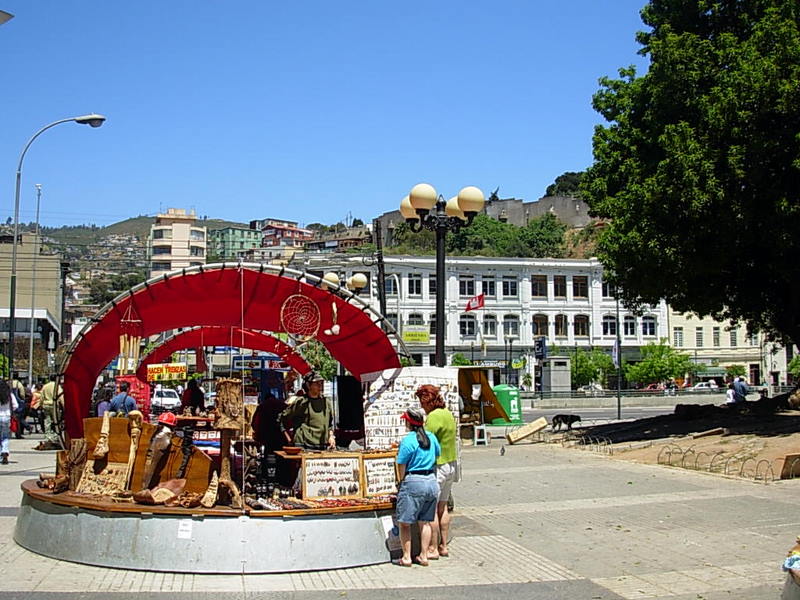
[400,184,484,367]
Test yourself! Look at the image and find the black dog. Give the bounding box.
[551,414,581,431]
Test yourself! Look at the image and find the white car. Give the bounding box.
[689,381,719,393]
[151,388,181,410]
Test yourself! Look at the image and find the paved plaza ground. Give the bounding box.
[0,431,795,599]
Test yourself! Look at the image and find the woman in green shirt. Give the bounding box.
[416,384,457,559]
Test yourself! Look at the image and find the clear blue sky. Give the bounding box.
[1,1,648,228]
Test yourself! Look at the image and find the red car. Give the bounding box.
[642,383,665,392]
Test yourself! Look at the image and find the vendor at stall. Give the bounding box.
[279,372,335,451]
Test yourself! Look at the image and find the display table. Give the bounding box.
[14,480,395,573]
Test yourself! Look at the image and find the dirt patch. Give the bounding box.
[569,403,800,481]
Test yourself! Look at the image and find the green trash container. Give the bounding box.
[491,384,523,424]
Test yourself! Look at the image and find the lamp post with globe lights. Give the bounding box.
[7,114,106,378]
[399,183,484,367]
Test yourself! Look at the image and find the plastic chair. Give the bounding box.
[474,424,490,446]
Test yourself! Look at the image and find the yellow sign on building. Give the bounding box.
[402,327,430,345]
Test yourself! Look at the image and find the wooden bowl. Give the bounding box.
[282,446,302,455]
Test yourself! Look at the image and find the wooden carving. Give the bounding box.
[215,378,244,431]
[93,411,111,459]
[200,470,219,508]
[124,411,144,490]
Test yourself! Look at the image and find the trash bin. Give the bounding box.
[491,384,523,424]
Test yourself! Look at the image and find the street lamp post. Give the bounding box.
[27,183,42,385]
[8,114,106,377]
[399,183,484,367]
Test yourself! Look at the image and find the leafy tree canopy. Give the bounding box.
[390,213,566,258]
[582,1,800,345]
[545,171,585,197]
[299,339,337,381]
[572,347,615,388]
[624,340,702,385]
[450,352,472,366]
[88,271,147,305]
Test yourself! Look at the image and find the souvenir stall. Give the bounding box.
[14,264,417,573]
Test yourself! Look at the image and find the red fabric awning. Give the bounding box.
[62,266,399,438]
[135,326,312,380]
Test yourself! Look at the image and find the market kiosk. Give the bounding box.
[14,264,428,573]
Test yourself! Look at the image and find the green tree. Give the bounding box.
[624,340,700,385]
[545,171,584,197]
[299,339,337,381]
[788,355,800,379]
[725,364,747,379]
[351,218,364,228]
[450,352,472,366]
[582,1,800,345]
[572,348,615,388]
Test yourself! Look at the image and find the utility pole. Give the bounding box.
[374,220,387,324]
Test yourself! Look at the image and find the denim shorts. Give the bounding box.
[396,474,439,524]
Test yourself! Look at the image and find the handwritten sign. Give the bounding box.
[363,454,398,497]
[302,453,362,500]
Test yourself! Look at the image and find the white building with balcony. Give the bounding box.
[147,209,207,278]
[291,253,669,382]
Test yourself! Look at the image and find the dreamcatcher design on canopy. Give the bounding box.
[280,293,321,344]
[118,305,143,374]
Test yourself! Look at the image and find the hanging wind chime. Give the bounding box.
[119,305,143,374]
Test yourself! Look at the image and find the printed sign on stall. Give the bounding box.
[146,362,188,382]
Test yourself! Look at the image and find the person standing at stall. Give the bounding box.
[394,406,441,567]
[181,378,205,415]
[417,384,458,559]
[279,372,335,450]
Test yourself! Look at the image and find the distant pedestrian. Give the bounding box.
[733,376,749,403]
[96,387,113,418]
[110,381,137,416]
[35,375,62,450]
[0,380,19,464]
[725,383,736,404]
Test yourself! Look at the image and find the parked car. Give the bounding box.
[151,388,181,411]
[577,383,604,396]
[688,381,720,393]
[642,383,665,392]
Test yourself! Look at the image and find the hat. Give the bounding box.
[401,407,426,427]
[158,412,177,427]
[304,372,325,384]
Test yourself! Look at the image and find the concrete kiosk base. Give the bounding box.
[15,487,395,573]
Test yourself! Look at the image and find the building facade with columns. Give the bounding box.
[289,253,669,384]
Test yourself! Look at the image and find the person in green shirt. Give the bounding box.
[416,384,457,559]
[279,372,335,450]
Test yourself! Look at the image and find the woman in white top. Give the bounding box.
[725,383,736,404]
[0,379,19,464]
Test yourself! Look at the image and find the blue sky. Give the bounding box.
[0,1,648,228]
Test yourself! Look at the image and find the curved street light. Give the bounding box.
[399,183,485,367]
[7,114,106,379]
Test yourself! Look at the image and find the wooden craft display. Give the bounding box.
[362,453,398,497]
[302,453,362,500]
[215,377,244,431]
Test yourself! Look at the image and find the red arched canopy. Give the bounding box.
[135,326,312,380]
[63,266,400,438]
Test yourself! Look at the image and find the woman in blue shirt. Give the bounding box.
[394,407,440,566]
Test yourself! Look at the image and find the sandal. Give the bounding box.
[392,558,412,567]
[413,556,429,567]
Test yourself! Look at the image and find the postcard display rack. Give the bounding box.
[364,366,461,450]
[301,452,398,500]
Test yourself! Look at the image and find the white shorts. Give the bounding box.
[436,461,457,502]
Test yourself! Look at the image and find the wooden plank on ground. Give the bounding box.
[692,427,726,439]
[505,417,548,445]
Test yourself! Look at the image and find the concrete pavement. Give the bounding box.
[0,432,794,598]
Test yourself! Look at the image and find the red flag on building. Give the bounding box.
[465,293,485,312]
